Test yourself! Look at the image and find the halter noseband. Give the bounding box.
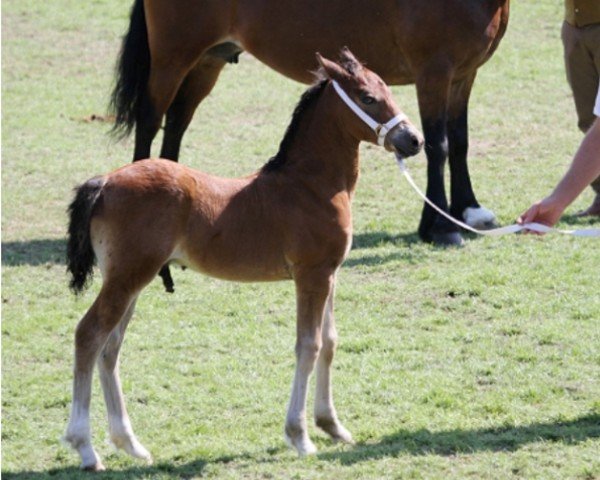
[331,80,407,146]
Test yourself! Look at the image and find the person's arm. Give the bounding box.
[519,117,600,228]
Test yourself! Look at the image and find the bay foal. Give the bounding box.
[64,49,423,470]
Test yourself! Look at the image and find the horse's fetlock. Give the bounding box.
[285,420,306,440]
[315,415,337,431]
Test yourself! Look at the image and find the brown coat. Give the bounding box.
[565,0,600,27]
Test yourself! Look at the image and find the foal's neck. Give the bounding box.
[275,87,361,195]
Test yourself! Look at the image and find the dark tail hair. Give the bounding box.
[67,178,104,294]
[109,0,149,139]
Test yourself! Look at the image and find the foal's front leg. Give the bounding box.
[314,281,353,444]
[285,269,332,455]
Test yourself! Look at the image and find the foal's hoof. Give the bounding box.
[431,231,464,247]
[82,461,106,472]
[111,434,153,463]
[316,417,355,445]
[284,429,318,456]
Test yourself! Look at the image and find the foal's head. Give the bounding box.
[317,48,423,158]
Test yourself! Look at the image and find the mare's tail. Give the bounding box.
[109,0,149,138]
[67,178,105,294]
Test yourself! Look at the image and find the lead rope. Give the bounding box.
[395,154,600,238]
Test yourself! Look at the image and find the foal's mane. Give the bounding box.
[261,79,329,173]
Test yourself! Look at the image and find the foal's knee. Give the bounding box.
[295,336,322,363]
[320,330,338,363]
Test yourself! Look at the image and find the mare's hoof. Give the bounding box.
[431,231,464,247]
[463,206,497,230]
[476,220,499,230]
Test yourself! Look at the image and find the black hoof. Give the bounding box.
[431,231,464,247]
[477,220,499,231]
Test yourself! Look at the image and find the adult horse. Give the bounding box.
[64,49,422,470]
[111,0,509,245]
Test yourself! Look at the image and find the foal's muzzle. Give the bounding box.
[389,125,424,158]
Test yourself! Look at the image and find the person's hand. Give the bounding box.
[518,196,564,234]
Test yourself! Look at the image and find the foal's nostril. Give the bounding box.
[411,135,424,153]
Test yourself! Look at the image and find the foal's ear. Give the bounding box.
[339,47,359,66]
[315,52,349,81]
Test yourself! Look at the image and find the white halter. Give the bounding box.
[332,80,407,146]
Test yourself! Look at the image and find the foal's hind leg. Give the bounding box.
[64,287,137,470]
[97,297,152,463]
[447,75,497,229]
[160,54,228,161]
[314,280,354,444]
[285,268,333,455]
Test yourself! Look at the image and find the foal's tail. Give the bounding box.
[67,177,105,294]
[109,0,149,139]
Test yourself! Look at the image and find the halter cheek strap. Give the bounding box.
[331,80,407,146]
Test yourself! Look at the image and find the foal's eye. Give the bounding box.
[360,94,376,105]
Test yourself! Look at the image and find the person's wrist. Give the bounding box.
[541,193,567,218]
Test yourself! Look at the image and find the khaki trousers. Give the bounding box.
[562,21,600,193]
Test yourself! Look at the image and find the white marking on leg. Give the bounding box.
[97,299,152,463]
[463,206,497,229]
[285,335,320,456]
[314,282,353,444]
[64,373,104,470]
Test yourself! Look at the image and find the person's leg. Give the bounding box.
[584,24,600,213]
[562,22,600,215]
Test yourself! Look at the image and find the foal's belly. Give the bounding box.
[170,243,292,283]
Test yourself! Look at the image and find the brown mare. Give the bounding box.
[64,49,423,470]
[111,0,509,246]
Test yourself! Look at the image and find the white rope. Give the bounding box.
[396,155,600,238]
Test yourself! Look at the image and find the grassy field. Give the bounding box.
[2,0,600,479]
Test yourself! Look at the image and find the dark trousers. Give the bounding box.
[562,21,600,193]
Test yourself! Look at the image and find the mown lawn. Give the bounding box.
[2,1,599,479]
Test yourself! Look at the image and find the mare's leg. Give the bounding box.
[160,52,230,160]
[447,75,497,229]
[285,268,333,455]
[415,69,463,246]
[133,61,192,161]
[133,0,236,162]
[97,297,152,462]
[314,280,353,444]
[156,51,234,291]
[64,286,137,471]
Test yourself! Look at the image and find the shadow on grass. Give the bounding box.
[1,448,282,480]
[560,213,600,227]
[320,412,600,465]
[352,231,420,250]
[1,460,211,480]
[2,239,66,266]
[345,231,424,267]
[3,415,598,478]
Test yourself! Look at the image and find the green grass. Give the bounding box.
[2,0,600,479]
